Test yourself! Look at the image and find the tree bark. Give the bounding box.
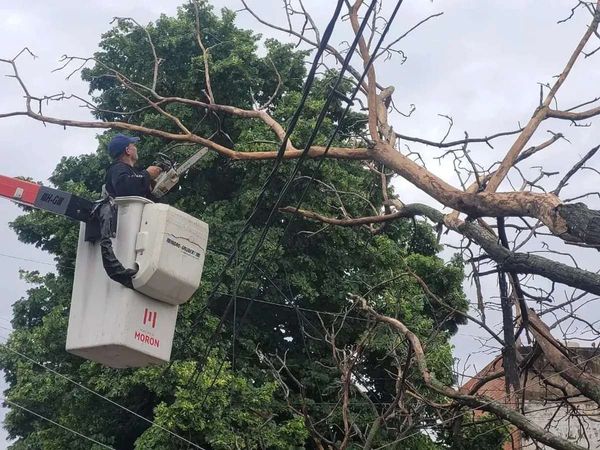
[528,310,600,407]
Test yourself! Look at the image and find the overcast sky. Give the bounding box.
[1,0,599,447]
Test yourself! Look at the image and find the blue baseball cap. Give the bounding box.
[107,134,140,158]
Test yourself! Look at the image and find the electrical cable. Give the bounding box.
[219,0,408,350]
[0,251,366,321]
[0,326,207,449]
[225,0,406,350]
[177,0,349,380]
[196,0,413,415]
[2,396,116,450]
[189,0,381,406]
[224,0,379,313]
[174,1,347,361]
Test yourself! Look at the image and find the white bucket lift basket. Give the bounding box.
[66,197,209,368]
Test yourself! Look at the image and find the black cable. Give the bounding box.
[176,0,349,383]
[281,0,405,240]
[224,0,405,361]
[217,0,379,337]
[221,0,381,360]
[181,0,347,338]
[232,0,407,346]
[191,0,382,407]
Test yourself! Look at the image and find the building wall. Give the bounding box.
[460,347,600,450]
[521,400,600,450]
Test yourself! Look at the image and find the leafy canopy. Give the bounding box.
[0,3,500,449]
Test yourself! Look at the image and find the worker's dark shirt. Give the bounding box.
[105,161,153,199]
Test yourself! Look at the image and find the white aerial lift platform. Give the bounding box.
[0,174,209,368]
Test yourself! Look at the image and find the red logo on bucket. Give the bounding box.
[143,308,157,328]
[134,331,160,348]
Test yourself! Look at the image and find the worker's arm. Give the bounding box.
[111,166,153,197]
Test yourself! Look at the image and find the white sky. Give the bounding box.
[1,0,599,447]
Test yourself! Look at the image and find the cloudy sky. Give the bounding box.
[1,0,599,447]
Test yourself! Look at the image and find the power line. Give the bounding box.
[214,0,410,367]
[2,396,116,450]
[190,0,379,402]
[0,249,367,322]
[182,0,350,339]
[194,0,406,406]
[0,327,207,449]
[0,252,55,267]
[222,0,409,367]
[216,291,369,322]
[179,0,350,385]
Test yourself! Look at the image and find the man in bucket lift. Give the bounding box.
[97,133,164,288]
[105,134,163,199]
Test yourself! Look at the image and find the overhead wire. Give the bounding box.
[175,0,348,353]
[218,0,408,365]
[215,0,403,366]
[222,0,409,355]
[0,326,207,449]
[2,396,116,450]
[177,0,350,384]
[215,0,380,337]
[188,0,376,370]
[187,0,379,398]
[0,251,366,321]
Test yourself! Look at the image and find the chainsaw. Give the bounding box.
[151,146,209,198]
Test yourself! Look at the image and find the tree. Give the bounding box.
[4,0,600,448]
[0,2,478,449]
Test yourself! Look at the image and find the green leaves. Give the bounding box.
[1,3,473,449]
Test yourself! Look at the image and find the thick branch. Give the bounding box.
[373,141,600,247]
[449,217,600,296]
[547,105,600,121]
[348,0,379,140]
[192,0,215,103]
[284,203,600,295]
[485,1,600,192]
[528,310,600,406]
[279,203,428,226]
[4,108,370,160]
[352,294,587,450]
